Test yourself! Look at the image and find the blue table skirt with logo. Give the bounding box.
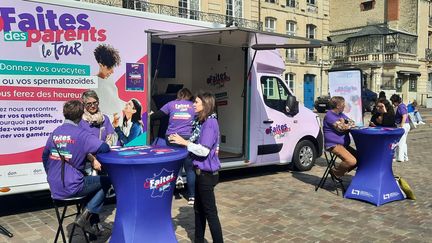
[345,127,405,206]
[97,145,188,243]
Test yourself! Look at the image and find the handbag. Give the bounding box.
[408,113,417,130]
[395,175,416,200]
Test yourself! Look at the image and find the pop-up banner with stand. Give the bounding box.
[328,69,363,126]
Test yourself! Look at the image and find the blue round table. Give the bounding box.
[97,145,188,243]
[345,127,405,206]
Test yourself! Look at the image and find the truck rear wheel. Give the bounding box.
[292,140,316,171]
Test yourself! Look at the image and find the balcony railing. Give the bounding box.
[123,0,262,30]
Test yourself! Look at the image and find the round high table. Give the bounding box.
[345,127,405,206]
[97,145,188,243]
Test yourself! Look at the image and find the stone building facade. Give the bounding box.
[77,0,331,109]
[329,0,432,105]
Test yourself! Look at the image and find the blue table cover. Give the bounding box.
[345,127,405,206]
[97,145,188,243]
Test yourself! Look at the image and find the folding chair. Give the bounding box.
[315,150,345,196]
[52,196,90,243]
[0,224,13,238]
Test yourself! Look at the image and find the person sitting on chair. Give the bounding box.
[369,98,396,128]
[323,96,357,179]
[42,100,111,236]
[407,100,425,125]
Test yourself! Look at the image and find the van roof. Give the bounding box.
[149,27,334,50]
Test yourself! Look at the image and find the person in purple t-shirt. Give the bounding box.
[42,100,111,237]
[151,88,196,205]
[323,96,357,179]
[169,92,223,243]
[390,94,410,162]
[79,90,117,171]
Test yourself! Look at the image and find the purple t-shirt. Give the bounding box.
[323,110,351,149]
[44,123,103,199]
[395,103,409,124]
[161,100,195,136]
[192,118,221,172]
[79,115,115,141]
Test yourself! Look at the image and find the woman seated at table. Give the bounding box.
[323,96,357,179]
[113,98,143,146]
[369,98,396,128]
[42,100,111,237]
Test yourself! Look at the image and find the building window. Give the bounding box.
[428,73,432,92]
[263,78,275,97]
[409,78,417,92]
[265,0,276,3]
[286,21,296,36]
[265,17,276,32]
[286,0,297,8]
[286,49,297,62]
[307,0,316,5]
[306,24,316,39]
[306,24,316,61]
[360,1,375,11]
[226,0,243,18]
[285,73,295,92]
[179,0,200,20]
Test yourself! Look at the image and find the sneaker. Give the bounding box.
[418,121,426,125]
[188,197,195,205]
[176,177,184,189]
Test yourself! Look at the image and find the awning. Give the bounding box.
[397,71,421,76]
[149,26,334,49]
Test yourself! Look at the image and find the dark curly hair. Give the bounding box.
[94,44,121,69]
[390,94,402,104]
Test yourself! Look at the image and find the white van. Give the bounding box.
[0,0,326,195]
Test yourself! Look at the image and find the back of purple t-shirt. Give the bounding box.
[45,123,103,199]
[323,110,351,149]
[192,118,221,172]
[395,103,409,124]
[160,100,195,136]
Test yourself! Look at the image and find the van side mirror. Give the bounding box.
[285,95,299,116]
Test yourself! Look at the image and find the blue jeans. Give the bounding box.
[166,135,196,198]
[184,155,196,198]
[74,175,111,214]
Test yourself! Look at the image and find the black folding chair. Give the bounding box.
[315,150,345,196]
[52,196,90,243]
[0,224,13,238]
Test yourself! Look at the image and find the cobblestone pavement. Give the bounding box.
[1,127,431,243]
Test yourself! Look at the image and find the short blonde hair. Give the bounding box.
[329,96,345,109]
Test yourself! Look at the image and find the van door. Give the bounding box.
[255,74,298,164]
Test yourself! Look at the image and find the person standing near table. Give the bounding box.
[113,98,143,146]
[369,98,396,128]
[150,88,196,205]
[42,100,111,236]
[390,94,410,162]
[323,96,357,179]
[168,92,223,243]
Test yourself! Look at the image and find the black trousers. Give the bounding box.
[194,171,223,243]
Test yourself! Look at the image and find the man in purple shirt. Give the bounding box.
[42,100,111,236]
[323,96,357,179]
